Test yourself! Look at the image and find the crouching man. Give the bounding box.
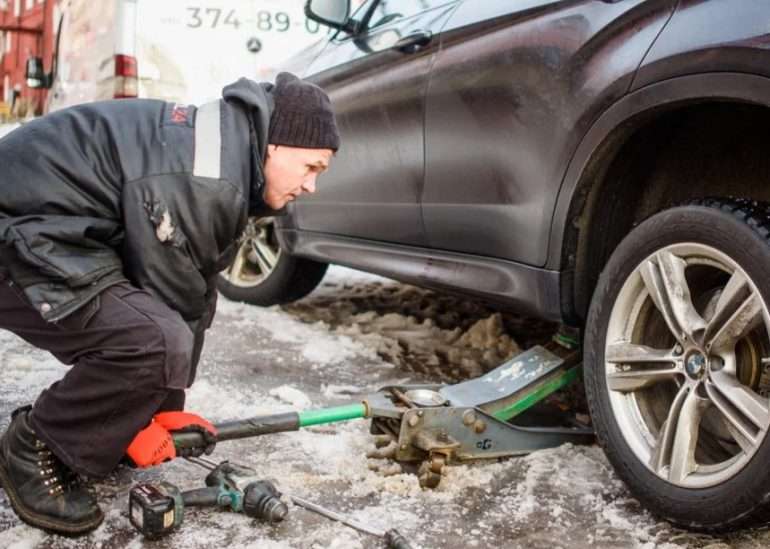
[0,72,339,535]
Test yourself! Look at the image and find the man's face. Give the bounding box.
[262,145,333,210]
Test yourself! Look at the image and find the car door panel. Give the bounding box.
[422,0,676,266]
[293,1,460,246]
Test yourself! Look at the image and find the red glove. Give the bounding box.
[154,411,218,458]
[126,421,176,468]
[126,412,217,468]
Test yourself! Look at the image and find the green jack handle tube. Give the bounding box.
[172,403,368,450]
[298,403,367,427]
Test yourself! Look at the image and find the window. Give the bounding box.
[366,0,452,29]
[13,0,20,17]
[25,0,33,10]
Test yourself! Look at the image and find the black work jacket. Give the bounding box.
[0,78,274,326]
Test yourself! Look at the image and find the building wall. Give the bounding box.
[0,0,57,113]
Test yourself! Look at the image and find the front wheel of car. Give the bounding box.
[217,217,328,306]
[584,199,770,531]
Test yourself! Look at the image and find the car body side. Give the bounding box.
[275,0,770,325]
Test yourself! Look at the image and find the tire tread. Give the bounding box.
[584,197,770,533]
[217,255,328,306]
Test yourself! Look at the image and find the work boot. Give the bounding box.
[0,406,103,535]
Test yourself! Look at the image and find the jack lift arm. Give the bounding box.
[174,343,593,486]
[131,342,593,544]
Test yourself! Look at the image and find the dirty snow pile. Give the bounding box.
[282,268,559,382]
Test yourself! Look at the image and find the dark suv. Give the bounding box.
[218,0,770,532]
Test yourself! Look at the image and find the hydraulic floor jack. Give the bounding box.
[129,339,594,544]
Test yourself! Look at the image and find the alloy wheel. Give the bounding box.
[605,243,770,488]
[220,217,282,288]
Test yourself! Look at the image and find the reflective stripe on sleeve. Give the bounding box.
[193,100,222,179]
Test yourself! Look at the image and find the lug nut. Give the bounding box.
[462,410,476,426]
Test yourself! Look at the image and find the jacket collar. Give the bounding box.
[222,78,286,217]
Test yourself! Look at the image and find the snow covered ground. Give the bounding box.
[0,266,769,548]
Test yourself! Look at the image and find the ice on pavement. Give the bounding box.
[0,266,754,548]
[322,384,363,399]
[0,330,65,403]
[0,524,45,549]
[217,297,379,370]
[270,385,313,409]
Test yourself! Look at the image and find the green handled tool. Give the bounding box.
[173,403,368,448]
[146,340,593,544]
[173,343,593,489]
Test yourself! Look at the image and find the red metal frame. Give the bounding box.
[0,0,56,113]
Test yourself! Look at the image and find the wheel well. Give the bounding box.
[567,101,770,322]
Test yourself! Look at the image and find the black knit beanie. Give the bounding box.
[268,72,340,151]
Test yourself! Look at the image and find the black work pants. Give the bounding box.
[0,275,204,478]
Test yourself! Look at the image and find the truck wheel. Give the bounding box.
[217,217,328,306]
[584,199,770,531]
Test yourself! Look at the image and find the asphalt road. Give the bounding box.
[1,267,769,548]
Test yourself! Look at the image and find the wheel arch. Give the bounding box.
[551,72,770,323]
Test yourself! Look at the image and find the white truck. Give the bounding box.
[26,0,330,111]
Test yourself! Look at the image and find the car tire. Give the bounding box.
[584,199,770,531]
[217,217,328,306]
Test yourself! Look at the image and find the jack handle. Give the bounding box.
[172,404,368,452]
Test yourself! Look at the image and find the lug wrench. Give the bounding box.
[290,494,413,549]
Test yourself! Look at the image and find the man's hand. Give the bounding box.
[126,412,217,468]
[154,411,217,458]
[126,421,176,468]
